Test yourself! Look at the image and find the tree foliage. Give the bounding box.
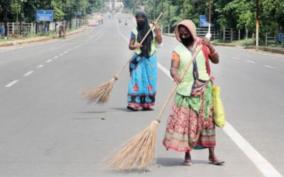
[123,0,284,34]
[0,0,104,22]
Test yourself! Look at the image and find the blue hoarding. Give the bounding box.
[199,15,209,27]
[36,10,54,22]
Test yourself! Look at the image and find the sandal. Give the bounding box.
[183,159,192,166]
[209,157,225,166]
[127,106,142,111]
[183,152,192,166]
[142,107,154,111]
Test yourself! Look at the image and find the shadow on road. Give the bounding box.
[156,157,209,167]
[79,111,107,114]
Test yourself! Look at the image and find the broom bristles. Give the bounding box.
[82,78,116,104]
[107,120,159,171]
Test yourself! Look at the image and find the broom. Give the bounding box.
[107,43,203,171]
[82,13,163,104]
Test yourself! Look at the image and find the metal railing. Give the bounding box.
[0,18,87,38]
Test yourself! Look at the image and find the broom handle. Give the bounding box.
[139,12,163,45]
[156,45,202,123]
[114,13,163,79]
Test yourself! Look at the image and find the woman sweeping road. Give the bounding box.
[127,11,162,111]
[163,19,224,166]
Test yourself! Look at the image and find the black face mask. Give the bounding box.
[137,21,145,29]
[180,36,193,46]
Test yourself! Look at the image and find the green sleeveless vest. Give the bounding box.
[132,28,158,56]
[175,43,210,96]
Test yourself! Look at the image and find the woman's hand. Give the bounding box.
[202,38,215,52]
[202,38,219,64]
[153,23,161,34]
[152,22,162,44]
[173,75,182,84]
[133,42,142,49]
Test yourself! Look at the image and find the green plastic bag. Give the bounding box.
[212,85,225,128]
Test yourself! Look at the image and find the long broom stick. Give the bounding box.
[108,43,203,171]
[82,13,163,104]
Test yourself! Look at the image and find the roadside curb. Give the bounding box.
[244,46,284,55]
[211,43,237,47]
[0,26,88,47]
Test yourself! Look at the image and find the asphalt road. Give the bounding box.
[0,13,283,177]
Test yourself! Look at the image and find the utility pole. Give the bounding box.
[256,0,260,49]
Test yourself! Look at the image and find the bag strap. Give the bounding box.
[191,42,213,80]
[186,39,202,80]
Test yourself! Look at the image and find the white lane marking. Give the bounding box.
[46,59,53,63]
[264,65,275,69]
[246,60,256,64]
[23,70,34,77]
[157,63,172,79]
[53,56,59,59]
[117,25,283,177]
[37,64,44,69]
[224,123,283,177]
[59,53,65,56]
[5,80,19,88]
[63,50,69,54]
